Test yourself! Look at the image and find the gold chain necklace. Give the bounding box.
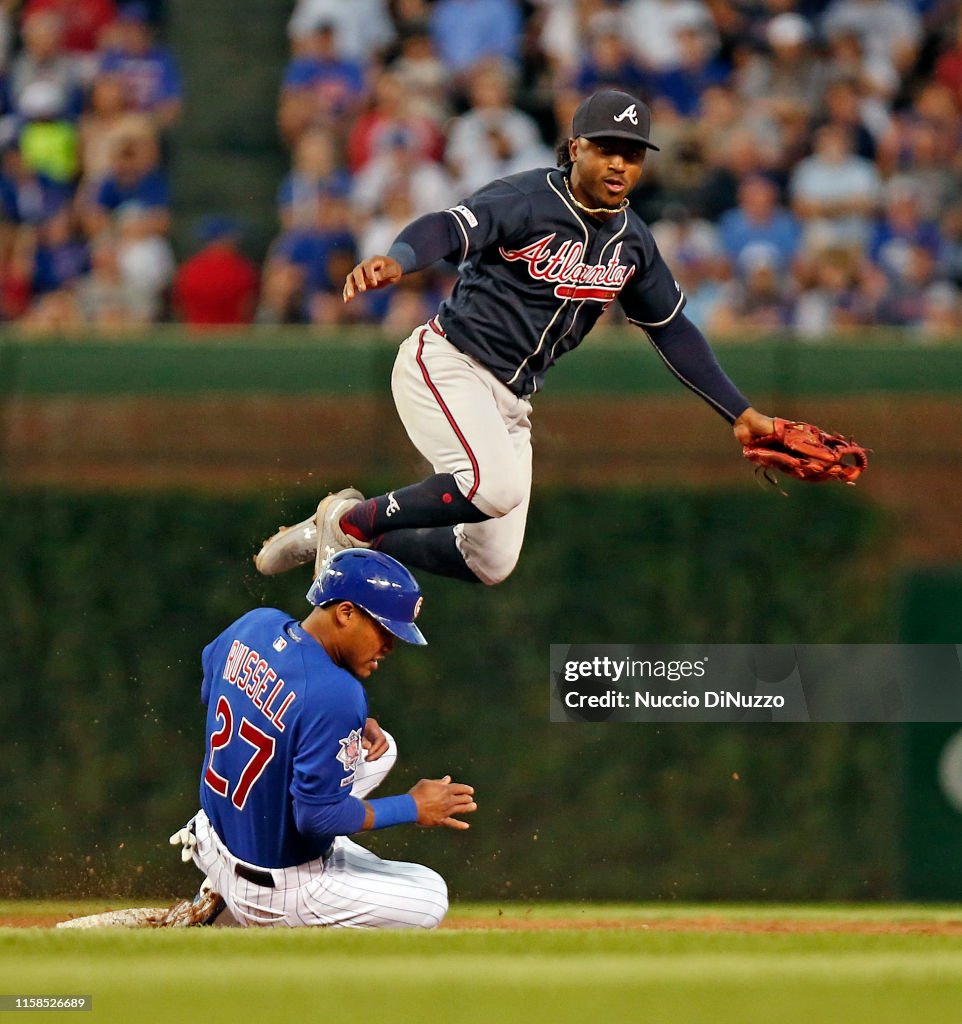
[563,175,629,216]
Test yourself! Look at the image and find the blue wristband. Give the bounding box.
[369,794,418,829]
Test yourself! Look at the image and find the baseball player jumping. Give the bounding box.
[170,549,475,928]
[255,90,776,586]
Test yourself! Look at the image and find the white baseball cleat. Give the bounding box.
[313,488,370,578]
[252,487,368,577]
[254,516,319,576]
[159,884,226,927]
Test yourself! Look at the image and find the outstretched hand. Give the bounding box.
[732,406,775,445]
[409,776,477,830]
[343,256,403,303]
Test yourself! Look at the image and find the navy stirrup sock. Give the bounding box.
[375,528,481,583]
[340,473,489,542]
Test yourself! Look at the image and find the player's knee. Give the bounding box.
[413,870,448,929]
[472,473,526,519]
[351,730,398,799]
[471,547,521,586]
[378,730,398,768]
[361,730,397,783]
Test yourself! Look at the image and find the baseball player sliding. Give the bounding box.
[170,548,475,929]
[255,90,777,586]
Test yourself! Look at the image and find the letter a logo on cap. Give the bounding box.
[613,104,639,125]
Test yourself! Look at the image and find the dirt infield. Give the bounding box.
[1,915,66,928]
[8,912,962,935]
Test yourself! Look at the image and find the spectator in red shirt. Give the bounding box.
[936,17,962,114]
[346,68,444,173]
[173,216,258,327]
[22,0,117,56]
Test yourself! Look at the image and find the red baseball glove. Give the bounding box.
[742,418,869,486]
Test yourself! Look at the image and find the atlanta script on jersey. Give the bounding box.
[437,168,685,396]
[199,608,367,868]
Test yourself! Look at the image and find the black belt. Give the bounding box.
[235,863,275,888]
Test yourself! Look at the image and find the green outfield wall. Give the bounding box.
[2,331,962,397]
[1,486,905,902]
[898,573,962,900]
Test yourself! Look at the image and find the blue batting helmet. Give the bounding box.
[306,549,427,646]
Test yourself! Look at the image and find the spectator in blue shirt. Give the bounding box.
[85,123,169,238]
[0,141,73,226]
[718,174,801,273]
[99,3,182,129]
[652,22,730,117]
[275,223,355,298]
[15,202,90,332]
[259,192,357,324]
[572,15,652,96]
[279,21,367,145]
[30,204,89,295]
[430,0,522,76]
[868,176,943,281]
[277,128,351,231]
[709,245,794,336]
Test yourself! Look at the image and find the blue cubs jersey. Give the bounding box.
[437,167,685,396]
[199,608,367,868]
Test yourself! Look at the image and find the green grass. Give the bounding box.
[2,903,962,1023]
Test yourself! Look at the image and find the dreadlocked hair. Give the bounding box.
[556,140,573,170]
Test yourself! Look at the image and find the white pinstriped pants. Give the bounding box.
[392,321,534,586]
[186,732,448,929]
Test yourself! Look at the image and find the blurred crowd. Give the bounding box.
[2,0,962,339]
[0,0,188,330]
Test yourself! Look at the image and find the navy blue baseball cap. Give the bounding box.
[572,90,659,151]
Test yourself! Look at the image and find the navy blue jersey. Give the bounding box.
[199,608,367,868]
[437,167,685,396]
